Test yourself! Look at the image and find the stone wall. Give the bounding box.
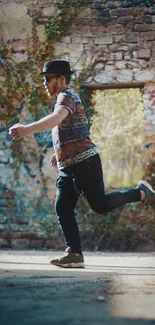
[0,0,155,250]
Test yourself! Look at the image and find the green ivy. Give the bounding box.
[0,1,94,126]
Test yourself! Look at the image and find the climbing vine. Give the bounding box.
[0,0,94,207]
[0,0,94,126]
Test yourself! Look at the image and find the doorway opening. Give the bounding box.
[90,88,144,188]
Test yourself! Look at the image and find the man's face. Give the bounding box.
[43,74,62,97]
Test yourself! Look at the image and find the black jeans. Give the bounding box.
[55,154,141,254]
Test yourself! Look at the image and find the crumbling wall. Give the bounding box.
[0,0,155,250]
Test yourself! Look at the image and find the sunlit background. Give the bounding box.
[90,88,144,188]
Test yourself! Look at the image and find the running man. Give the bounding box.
[9,60,155,268]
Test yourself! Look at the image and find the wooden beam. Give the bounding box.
[83,82,144,90]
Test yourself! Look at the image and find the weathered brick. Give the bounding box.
[0,2,28,21]
[124,43,139,50]
[106,60,114,65]
[78,7,91,19]
[29,239,44,248]
[0,224,6,231]
[124,52,132,60]
[115,59,147,69]
[74,18,90,27]
[111,8,131,16]
[115,52,124,60]
[19,225,32,233]
[69,44,84,53]
[149,5,155,14]
[9,224,20,232]
[71,36,92,44]
[105,1,120,9]
[8,39,34,55]
[115,61,128,69]
[90,9,101,18]
[0,20,33,43]
[134,70,154,82]
[94,34,113,45]
[122,32,139,43]
[140,31,155,41]
[0,215,7,224]
[13,215,29,225]
[0,237,10,248]
[11,238,30,249]
[141,41,154,49]
[109,52,123,61]
[55,43,69,56]
[111,7,148,17]
[143,15,154,24]
[108,53,115,60]
[10,232,23,239]
[90,25,106,35]
[100,9,110,17]
[94,45,109,52]
[109,43,119,52]
[137,49,151,60]
[37,0,52,5]
[117,16,135,24]
[42,5,56,16]
[94,72,114,83]
[67,24,90,36]
[113,35,124,43]
[135,16,144,24]
[44,238,55,249]
[133,51,138,58]
[98,17,117,25]
[0,198,8,206]
[94,62,105,70]
[12,52,28,64]
[90,18,106,27]
[117,44,130,51]
[149,58,155,68]
[137,242,155,253]
[92,2,104,9]
[60,36,71,43]
[116,70,133,83]
[92,51,109,63]
[106,24,124,35]
[45,238,64,249]
[134,24,151,32]
[104,64,116,73]
[36,25,46,43]
[151,24,155,30]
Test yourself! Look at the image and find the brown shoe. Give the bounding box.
[50,248,85,268]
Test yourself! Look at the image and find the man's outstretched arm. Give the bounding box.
[9,106,69,139]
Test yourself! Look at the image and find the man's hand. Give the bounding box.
[9,106,69,139]
[49,154,57,168]
[9,123,30,139]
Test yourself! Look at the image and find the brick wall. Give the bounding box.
[0,0,155,250]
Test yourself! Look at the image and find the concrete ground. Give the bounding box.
[0,250,155,325]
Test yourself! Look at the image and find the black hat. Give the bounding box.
[40,60,74,75]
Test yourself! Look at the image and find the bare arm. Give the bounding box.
[9,106,69,139]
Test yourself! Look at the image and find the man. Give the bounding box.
[9,59,155,268]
